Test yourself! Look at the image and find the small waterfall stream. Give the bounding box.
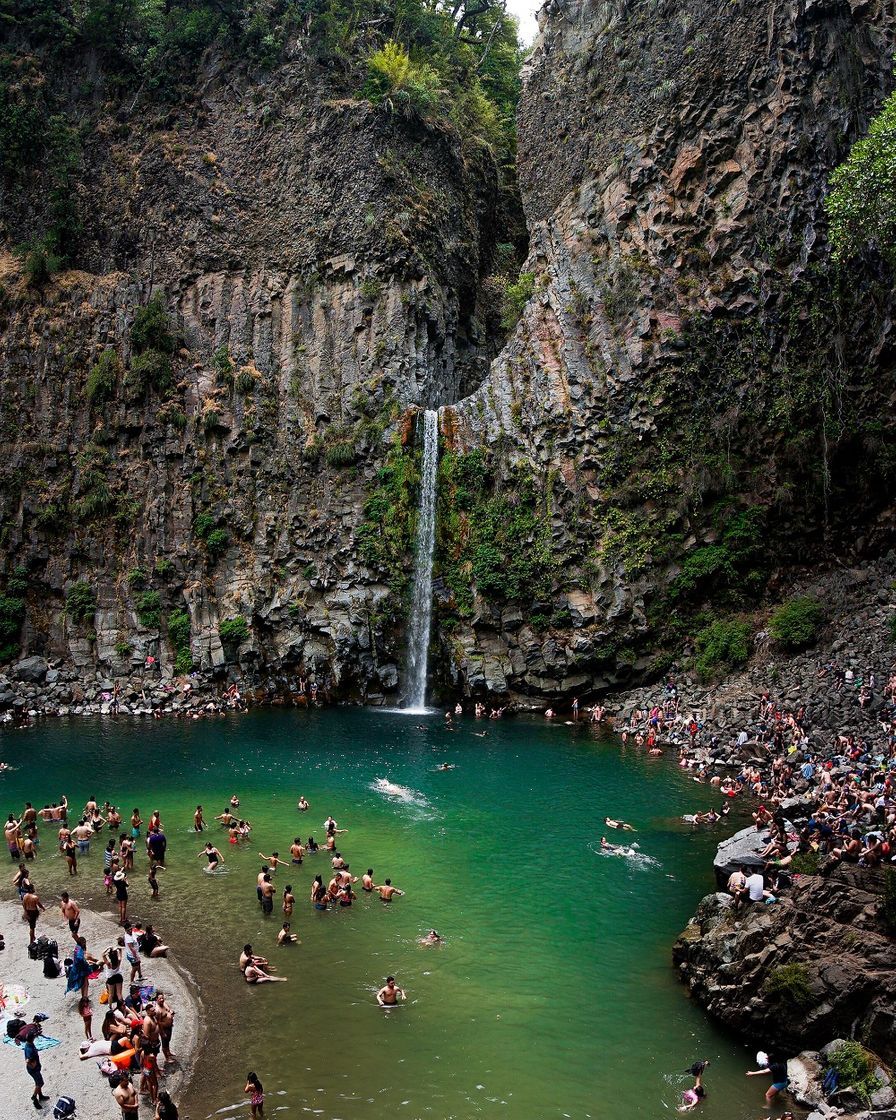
[404,408,439,710]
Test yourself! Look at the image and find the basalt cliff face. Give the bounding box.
[2,0,896,702]
[441,0,896,699]
[0,43,505,697]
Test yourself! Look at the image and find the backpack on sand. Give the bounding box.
[52,1097,76,1120]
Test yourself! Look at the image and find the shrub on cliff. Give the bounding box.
[136,590,161,628]
[220,615,249,646]
[500,272,535,330]
[65,581,96,624]
[126,350,173,397]
[131,296,176,355]
[0,593,26,662]
[17,236,63,287]
[694,619,751,678]
[825,1042,881,1108]
[769,596,824,649]
[826,88,896,266]
[166,608,193,673]
[364,40,444,116]
[85,349,121,405]
[763,962,814,1009]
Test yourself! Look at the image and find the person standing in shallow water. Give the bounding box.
[376,976,406,1006]
[244,1073,264,1118]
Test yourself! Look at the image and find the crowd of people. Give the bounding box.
[4,794,184,1116]
[3,777,438,1118]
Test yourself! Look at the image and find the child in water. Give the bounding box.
[679,1060,709,1111]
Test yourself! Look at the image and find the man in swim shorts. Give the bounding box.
[22,886,45,943]
[377,976,405,1005]
[114,1071,140,1120]
[377,879,405,901]
[60,892,81,937]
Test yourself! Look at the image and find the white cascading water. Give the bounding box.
[405,408,439,711]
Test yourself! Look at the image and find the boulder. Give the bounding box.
[789,1051,825,1107]
[713,825,766,884]
[11,655,48,684]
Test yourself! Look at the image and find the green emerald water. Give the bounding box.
[1,710,768,1119]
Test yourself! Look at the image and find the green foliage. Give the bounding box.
[219,615,249,645]
[670,508,766,603]
[167,608,191,650]
[126,349,173,397]
[166,607,193,671]
[769,596,824,649]
[193,512,215,539]
[364,40,443,115]
[325,432,358,468]
[356,435,420,592]
[65,581,96,623]
[763,962,814,1009]
[194,511,228,558]
[17,236,63,287]
[825,1042,881,1107]
[135,590,161,628]
[126,567,147,589]
[360,277,381,301]
[212,345,234,386]
[154,557,174,578]
[436,450,555,617]
[888,613,896,644]
[74,443,113,520]
[235,367,256,395]
[694,619,752,678]
[85,349,120,405]
[114,639,132,658]
[205,528,229,558]
[0,591,26,662]
[826,88,896,266]
[500,272,535,330]
[131,296,176,355]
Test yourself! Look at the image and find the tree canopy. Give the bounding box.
[826,86,896,267]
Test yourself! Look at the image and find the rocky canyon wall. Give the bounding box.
[1,0,896,703]
[440,0,896,699]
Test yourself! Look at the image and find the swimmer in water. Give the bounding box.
[377,879,405,901]
[604,817,636,831]
[297,796,309,812]
[230,795,240,809]
[419,929,442,946]
[437,763,455,771]
[600,836,618,851]
[277,922,298,945]
[198,841,224,872]
[376,976,405,1006]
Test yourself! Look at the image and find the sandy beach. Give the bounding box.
[0,900,201,1120]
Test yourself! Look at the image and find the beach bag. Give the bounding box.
[5,1017,25,1039]
[98,990,109,1005]
[43,955,61,978]
[52,1097,76,1119]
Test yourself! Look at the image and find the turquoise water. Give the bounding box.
[0,710,769,1119]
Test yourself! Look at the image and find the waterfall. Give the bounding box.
[405,408,439,710]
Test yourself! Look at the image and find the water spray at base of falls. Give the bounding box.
[404,408,439,711]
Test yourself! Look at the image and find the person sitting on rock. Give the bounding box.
[727,867,748,910]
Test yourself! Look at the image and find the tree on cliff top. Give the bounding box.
[826,87,896,266]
